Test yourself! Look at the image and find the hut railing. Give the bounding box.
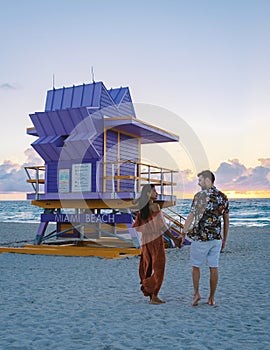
[25,161,178,200]
[163,207,186,230]
[24,166,45,199]
[103,160,177,198]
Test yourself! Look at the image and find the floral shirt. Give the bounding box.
[187,186,229,241]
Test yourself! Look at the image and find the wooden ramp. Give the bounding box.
[0,240,141,259]
[0,209,186,258]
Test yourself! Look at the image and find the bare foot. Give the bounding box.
[207,298,216,306]
[150,295,166,304]
[192,293,201,306]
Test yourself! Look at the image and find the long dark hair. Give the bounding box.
[137,184,155,221]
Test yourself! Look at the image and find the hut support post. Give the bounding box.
[34,208,55,244]
[133,164,137,197]
[35,167,39,200]
[112,163,115,198]
[160,168,164,195]
[34,222,49,245]
[171,171,174,201]
[97,222,101,239]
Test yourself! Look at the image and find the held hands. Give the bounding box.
[174,235,185,248]
[164,228,185,248]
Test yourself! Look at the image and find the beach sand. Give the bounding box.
[0,223,269,350]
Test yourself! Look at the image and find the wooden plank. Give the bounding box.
[140,178,176,185]
[31,199,137,209]
[27,179,45,184]
[25,166,45,170]
[113,175,136,180]
[0,245,141,258]
[104,175,175,186]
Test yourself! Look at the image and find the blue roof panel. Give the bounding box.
[109,87,128,105]
[81,84,93,106]
[45,90,53,111]
[52,88,63,110]
[62,87,74,109]
[45,82,107,112]
[72,85,84,108]
[92,82,102,107]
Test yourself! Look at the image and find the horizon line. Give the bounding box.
[0,192,269,201]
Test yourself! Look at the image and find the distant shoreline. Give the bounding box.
[0,196,270,201]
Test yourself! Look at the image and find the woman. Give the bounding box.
[132,184,183,304]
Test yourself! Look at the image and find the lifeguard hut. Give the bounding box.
[24,81,185,256]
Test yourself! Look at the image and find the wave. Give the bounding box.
[0,199,269,227]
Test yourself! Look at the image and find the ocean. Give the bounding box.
[174,198,270,228]
[0,198,269,227]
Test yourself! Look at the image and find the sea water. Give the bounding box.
[174,198,270,228]
[0,198,269,227]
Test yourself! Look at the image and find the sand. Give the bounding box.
[0,223,269,350]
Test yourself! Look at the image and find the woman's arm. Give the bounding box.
[132,212,140,229]
[153,204,184,248]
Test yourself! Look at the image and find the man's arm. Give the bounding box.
[222,212,229,251]
[183,212,195,236]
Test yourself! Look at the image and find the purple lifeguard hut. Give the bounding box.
[25,81,183,249]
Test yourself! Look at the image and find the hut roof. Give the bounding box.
[45,81,135,117]
[28,81,178,150]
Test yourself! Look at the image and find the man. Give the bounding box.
[182,170,229,306]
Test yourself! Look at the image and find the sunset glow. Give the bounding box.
[0,1,269,201]
[0,193,26,200]
[1,191,270,201]
[223,191,270,199]
[176,191,270,200]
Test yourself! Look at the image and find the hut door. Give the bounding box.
[104,129,139,193]
[119,133,139,192]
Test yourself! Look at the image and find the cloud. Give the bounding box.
[0,149,42,193]
[0,152,269,195]
[174,169,198,197]
[258,158,270,169]
[215,159,270,191]
[175,158,270,196]
[0,161,29,192]
[215,159,247,189]
[0,83,17,90]
[24,148,43,166]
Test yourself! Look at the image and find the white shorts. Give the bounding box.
[190,240,222,267]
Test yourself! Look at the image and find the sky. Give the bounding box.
[0,0,269,199]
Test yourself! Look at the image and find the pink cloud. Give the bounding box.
[0,153,269,195]
[24,148,43,166]
[258,158,270,168]
[214,159,270,191]
[177,158,270,195]
[0,149,42,193]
